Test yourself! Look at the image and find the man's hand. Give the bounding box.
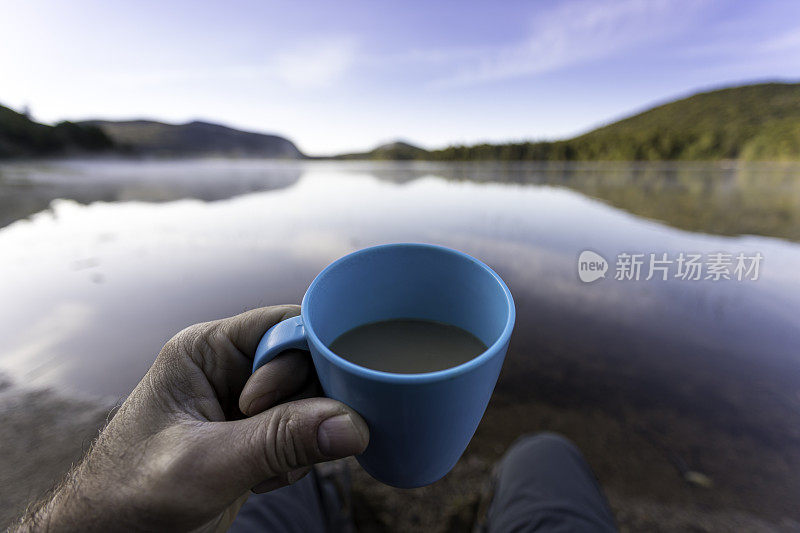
[15,305,369,532]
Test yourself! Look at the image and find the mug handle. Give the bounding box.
[253,315,309,372]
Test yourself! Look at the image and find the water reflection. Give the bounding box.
[334,160,800,241]
[0,161,799,524]
[3,160,800,241]
[0,159,302,228]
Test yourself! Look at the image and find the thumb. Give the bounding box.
[197,397,369,495]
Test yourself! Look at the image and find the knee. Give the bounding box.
[513,431,576,450]
[503,432,579,464]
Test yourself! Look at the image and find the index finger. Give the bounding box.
[219,305,301,359]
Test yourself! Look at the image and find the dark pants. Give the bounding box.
[229,433,617,532]
[228,468,343,533]
[485,433,617,532]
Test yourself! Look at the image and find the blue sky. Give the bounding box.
[2,0,800,154]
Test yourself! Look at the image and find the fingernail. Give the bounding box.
[251,477,287,494]
[246,392,277,416]
[287,467,310,484]
[251,467,309,494]
[317,414,367,457]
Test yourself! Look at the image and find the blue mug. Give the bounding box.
[253,243,515,488]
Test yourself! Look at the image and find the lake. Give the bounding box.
[1,159,799,528]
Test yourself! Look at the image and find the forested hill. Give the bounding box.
[0,108,303,159]
[82,120,303,158]
[353,83,800,161]
[0,104,113,158]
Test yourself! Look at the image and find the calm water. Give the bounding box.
[1,159,799,521]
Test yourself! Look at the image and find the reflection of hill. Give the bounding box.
[3,160,798,242]
[0,160,304,229]
[556,165,800,241]
[354,161,800,242]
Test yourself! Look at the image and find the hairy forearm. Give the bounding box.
[12,457,185,533]
[13,459,99,532]
[12,408,158,532]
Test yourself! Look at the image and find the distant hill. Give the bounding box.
[336,141,428,160]
[83,119,303,158]
[0,104,113,158]
[6,82,800,161]
[346,83,800,161]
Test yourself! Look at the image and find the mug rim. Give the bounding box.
[300,242,515,384]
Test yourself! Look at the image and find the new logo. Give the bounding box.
[578,250,608,283]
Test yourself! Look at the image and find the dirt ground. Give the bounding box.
[2,378,798,532]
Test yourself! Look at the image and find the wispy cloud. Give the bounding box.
[107,36,358,90]
[427,0,707,89]
[761,28,800,54]
[272,38,357,88]
[674,23,800,78]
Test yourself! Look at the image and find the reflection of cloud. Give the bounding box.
[443,234,662,321]
[290,232,357,262]
[429,0,707,88]
[2,302,94,384]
